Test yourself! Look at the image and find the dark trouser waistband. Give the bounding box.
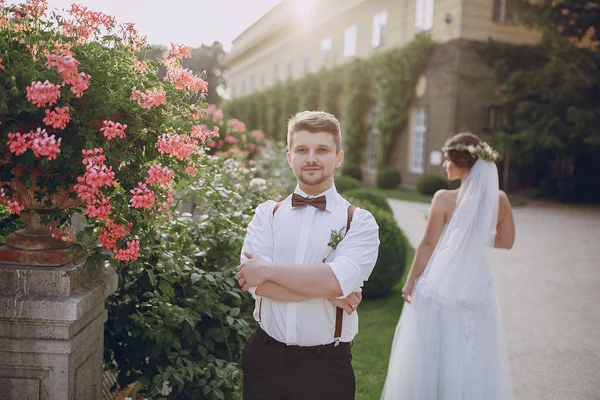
[255,326,351,351]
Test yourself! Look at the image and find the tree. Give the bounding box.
[478,1,600,201]
[143,41,226,105]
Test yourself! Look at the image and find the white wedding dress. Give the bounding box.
[381,160,513,400]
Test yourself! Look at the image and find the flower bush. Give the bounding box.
[0,0,217,265]
[201,104,268,162]
[105,155,286,399]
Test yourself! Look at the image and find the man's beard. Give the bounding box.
[298,168,331,186]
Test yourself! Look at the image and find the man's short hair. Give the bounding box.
[287,111,342,153]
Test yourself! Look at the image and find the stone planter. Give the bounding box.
[0,167,117,400]
[0,167,83,267]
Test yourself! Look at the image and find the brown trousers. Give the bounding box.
[242,327,355,400]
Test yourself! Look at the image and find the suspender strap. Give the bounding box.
[266,200,356,343]
[334,204,356,342]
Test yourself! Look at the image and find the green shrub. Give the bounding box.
[376,167,402,189]
[449,179,461,190]
[346,198,409,297]
[335,175,361,193]
[343,188,392,215]
[341,163,362,181]
[105,156,287,399]
[416,175,450,195]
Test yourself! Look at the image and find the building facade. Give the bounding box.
[223,0,540,185]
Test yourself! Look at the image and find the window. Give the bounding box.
[286,57,294,79]
[321,36,332,68]
[415,0,434,32]
[410,108,427,173]
[366,101,383,173]
[492,0,517,23]
[344,25,357,58]
[249,75,255,93]
[372,10,388,48]
[273,63,279,84]
[260,71,266,89]
[304,49,310,74]
[241,80,246,96]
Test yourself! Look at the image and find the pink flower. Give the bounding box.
[156,132,197,160]
[43,106,71,129]
[158,187,175,213]
[30,128,61,160]
[169,43,192,59]
[185,162,196,176]
[208,140,217,149]
[67,72,91,97]
[251,130,266,141]
[165,67,208,92]
[0,189,23,215]
[15,0,48,19]
[130,182,155,209]
[81,148,106,165]
[85,196,112,220]
[146,165,174,186]
[227,119,246,132]
[84,164,116,188]
[74,176,100,202]
[208,104,224,122]
[248,143,257,152]
[26,80,61,108]
[100,120,127,140]
[133,59,147,74]
[130,87,167,109]
[7,132,32,155]
[225,135,238,144]
[98,220,132,250]
[0,57,5,71]
[44,47,79,82]
[113,240,141,262]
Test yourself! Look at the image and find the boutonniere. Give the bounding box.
[322,226,346,262]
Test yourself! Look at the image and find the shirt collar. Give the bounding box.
[293,184,338,213]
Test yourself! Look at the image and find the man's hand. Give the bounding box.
[236,252,271,291]
[328,292,362,315]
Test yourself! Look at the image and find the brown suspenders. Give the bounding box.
[258,199,356,343]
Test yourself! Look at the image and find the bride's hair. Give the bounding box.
[444,132,482,169]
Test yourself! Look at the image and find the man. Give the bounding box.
[235,110,380,400]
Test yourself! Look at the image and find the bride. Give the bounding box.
[381,133,516,400]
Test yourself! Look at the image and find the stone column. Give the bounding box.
[0,251,118,399]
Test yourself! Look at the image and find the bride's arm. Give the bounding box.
[494,191,515,249]
[402,190,450,303]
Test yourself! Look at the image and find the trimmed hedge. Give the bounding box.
[341,163,362,181]
[343,188,392,215]
[335,175,361,193]
[346,198,409,297]
[416,175,450,195]
[376,166,402,189]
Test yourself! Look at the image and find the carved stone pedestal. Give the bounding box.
[0,255,118,400]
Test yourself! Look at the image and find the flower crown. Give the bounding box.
[442,142,500,162]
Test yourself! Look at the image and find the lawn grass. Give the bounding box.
[366,187,433,203]
[352,247,414,400]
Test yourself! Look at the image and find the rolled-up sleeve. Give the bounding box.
[240,200,276,299]
[327,208,379,298]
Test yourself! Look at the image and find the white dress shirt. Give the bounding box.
[241,184,379,346]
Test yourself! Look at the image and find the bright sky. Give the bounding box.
[44,0,283,51]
